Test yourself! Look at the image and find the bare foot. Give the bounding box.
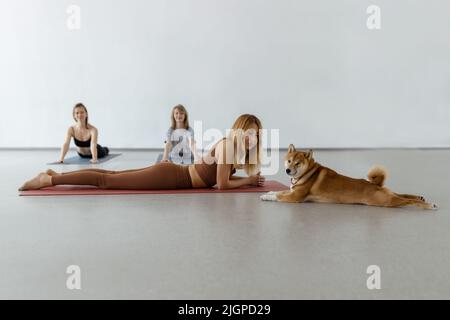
[46,169,61,176]
[19,173,53,191]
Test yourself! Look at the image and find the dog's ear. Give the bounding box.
[305,149,313,160]
[288,144,296,153]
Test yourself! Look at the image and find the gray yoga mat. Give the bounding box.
[155,153,194,165]
[47,153,122,165]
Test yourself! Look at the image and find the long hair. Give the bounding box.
[170,104,190,130]
[72,103,89,129]
[224,114,262,176]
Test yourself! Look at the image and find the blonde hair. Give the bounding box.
[224,114,262,176]
[170,104,190,130]
[72,103,90,129]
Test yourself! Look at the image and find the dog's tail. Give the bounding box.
[367,165,387,187]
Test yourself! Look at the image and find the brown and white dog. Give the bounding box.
[261,144,438,210]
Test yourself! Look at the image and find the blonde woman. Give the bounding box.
[161,104,199,163]
[57,103,109,164]
[19,114,265,191]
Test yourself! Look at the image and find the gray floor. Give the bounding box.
[0,149,449,299]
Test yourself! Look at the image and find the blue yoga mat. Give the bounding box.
[47,153,122,165]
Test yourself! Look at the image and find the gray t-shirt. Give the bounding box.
[166,127,194,158]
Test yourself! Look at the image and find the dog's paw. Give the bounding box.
[260,191,278,201]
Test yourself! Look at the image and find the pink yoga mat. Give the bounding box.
[19,180,288,196]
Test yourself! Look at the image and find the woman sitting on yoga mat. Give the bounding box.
[57,103,110,164]
[19,114,266,191]
[160,104,200,164]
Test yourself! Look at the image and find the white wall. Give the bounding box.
[0,0,449,148]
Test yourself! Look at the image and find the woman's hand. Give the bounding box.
[90,159,98,164]
[249,172,265,187]
[57,159,64,164]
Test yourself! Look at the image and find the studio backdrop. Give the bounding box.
[0,0,449,148]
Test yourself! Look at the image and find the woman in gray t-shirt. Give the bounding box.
[161,104,199,164]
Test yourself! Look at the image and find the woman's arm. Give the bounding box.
[162,141,173,162]
[214,141,265,189]
[216,165,265,189]
[162,129,174,162]
[58,127,73,162]
[90,127,98,163]
[216,164,252,189]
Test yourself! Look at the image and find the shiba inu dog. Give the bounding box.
[261,144,438,210]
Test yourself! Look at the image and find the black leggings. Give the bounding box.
[77,145,109,159]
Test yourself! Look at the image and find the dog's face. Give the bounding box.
[284,144,313,178]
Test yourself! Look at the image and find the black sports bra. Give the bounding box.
[72,127,91,148]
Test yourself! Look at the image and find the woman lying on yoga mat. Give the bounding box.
[19,114,266,191]
[57,103,110,164]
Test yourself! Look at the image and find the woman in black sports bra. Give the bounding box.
[57,103,109,164]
